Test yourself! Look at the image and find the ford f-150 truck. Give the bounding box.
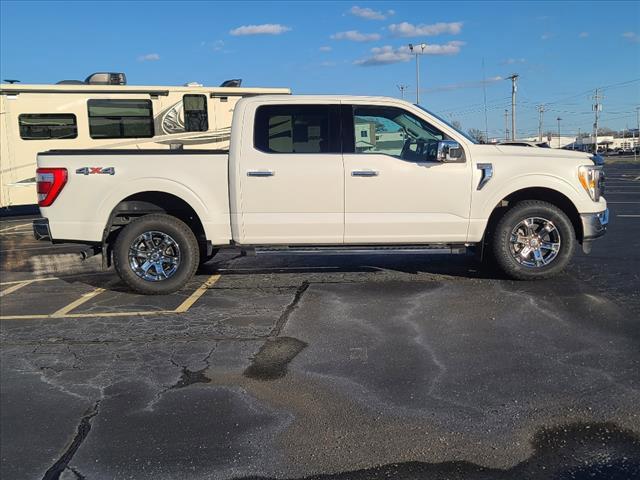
[33,95,608,294]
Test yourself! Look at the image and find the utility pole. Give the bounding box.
[557,117,562,148]
[635,106,639,161]
[537,104,545,142]
[397,84,408,100]
[592,88,603,154]
[504,109,509,142]
[507,74,519,140]
[408,43,426,104]
[576,128,581,150]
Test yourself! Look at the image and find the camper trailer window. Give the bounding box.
[18,114,77,140]
[183,95,208,132]
[87,99,154,138]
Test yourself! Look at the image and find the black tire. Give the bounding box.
[491,200,575,280]
[113,214,199,294]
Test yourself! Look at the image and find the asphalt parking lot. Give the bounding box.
[1,162,639,480]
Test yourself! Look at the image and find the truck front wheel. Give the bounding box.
[491,200,576,280]
[113,214,200,294]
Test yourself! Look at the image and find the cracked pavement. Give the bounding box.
[1,164,639,479]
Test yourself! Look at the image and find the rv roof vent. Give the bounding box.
[85,72,127,85]
[57,80,85,85]
[184,82,203,87]
[220,79,242,88]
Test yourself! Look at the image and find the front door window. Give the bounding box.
[353,106,448,162]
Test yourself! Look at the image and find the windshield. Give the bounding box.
[415,105,479,144]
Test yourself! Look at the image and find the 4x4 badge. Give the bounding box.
[76,167,115,175]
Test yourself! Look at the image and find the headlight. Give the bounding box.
[578,165,604,201]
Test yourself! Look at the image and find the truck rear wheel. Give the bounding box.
[113,214,199,294]
[491,200,575,280]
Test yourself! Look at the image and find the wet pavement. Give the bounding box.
[1,163,639,480]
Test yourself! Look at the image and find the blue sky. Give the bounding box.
[1,0,639,140]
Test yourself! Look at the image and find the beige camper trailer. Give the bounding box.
[0,73,290,208]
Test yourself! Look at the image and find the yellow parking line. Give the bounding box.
[174,274,221,313]
[51,287,106,318]
[0,310,177,321]
[0,280,33,297]
[0,277,58,286]
[1,274,221,321]
[0,223,30,233]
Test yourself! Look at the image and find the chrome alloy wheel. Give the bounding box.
[128,231,181,281]
[509,217,561,268]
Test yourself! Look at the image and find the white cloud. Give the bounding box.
[212,40,225,51]
[355,41,465,66]
[137,53,160,62]
[331,30,381,42]
[319,46,332,52]
[541,32,554,40]
[229,24,291,36]
[388,21,463,37]
[622,32,640,43]
[501,58,526,65]
[578,32,589,38]
[349,6,394,20]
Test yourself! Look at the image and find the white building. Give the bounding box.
[577,134,639,152]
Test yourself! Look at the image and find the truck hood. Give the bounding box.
[468,144,598,164]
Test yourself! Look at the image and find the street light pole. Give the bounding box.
[408,43,426,104]
[507,74,519,141]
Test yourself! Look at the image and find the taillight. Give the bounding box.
[36,168,67,207]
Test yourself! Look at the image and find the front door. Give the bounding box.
[237,103,343,244]
[342,104,472,243]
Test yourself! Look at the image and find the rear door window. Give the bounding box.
[254,105,339,153]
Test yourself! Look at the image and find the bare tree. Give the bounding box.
[451,120,462,131]
[467,128,486,143]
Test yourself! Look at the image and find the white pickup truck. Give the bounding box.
[33,95,608,294]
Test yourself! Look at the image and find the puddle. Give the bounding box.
[170,367,211,389]
[235,422,640,479]
[244,337,307,381]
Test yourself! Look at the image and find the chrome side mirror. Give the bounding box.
[436,140,463,162]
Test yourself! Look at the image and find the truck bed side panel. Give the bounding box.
[37,151,231,244]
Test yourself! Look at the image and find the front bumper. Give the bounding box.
[580,209,608,253]
[581,208,609,240]
[33,218,52,242]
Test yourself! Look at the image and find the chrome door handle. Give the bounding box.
[351,170,379,177]
[247,170,275,177]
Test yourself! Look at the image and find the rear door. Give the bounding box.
[342,103,472,243]
[236,103,343,244]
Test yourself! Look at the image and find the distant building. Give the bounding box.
[576,134,639,152]
[524,135,576,149]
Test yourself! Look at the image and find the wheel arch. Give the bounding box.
[102,191,210,267]
[484,187,583,244]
